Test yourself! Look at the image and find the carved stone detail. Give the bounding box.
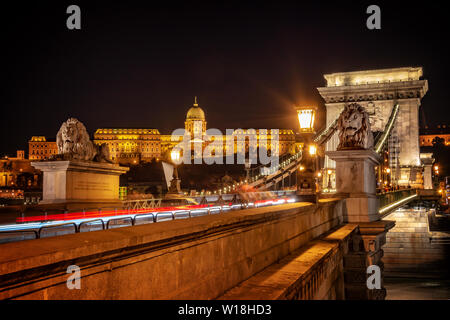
[337,103,374,150]
[55,118,113,163]
[343,221,395,300]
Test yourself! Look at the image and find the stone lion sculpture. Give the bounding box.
[337,103,374,150]
[55,118,112,162]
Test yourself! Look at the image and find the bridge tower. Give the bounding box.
[317,67,428,188]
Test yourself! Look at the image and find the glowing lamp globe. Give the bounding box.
[171,149,181,164]
[308,144,317,156]
[295,106,317,133]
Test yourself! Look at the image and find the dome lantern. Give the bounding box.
[186,96,205,120]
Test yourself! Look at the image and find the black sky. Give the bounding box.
[2,1,449,155]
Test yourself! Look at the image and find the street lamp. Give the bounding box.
[295,106,317,133]
[327,169,332,189]
[295,106,319,203]
[245,158,252,181]
[309,144,317,156]
[168,149,181,194]
[171,149,181,165]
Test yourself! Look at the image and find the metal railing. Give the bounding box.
[0,230,38,244]
[377,188,417,215]
[123,198,162,210]
[313,117,339,146]
[246,151,303,190]
[79,219,105,232]
[1,192,297,244]
[38,222,78,238]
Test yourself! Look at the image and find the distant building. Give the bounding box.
[0,151,41,188]
[28,136,57,160]
[94,98,299,165]
[16,150,25,160]
[420,124,450,146]
[28,98,299,166]
[93,128,162,165]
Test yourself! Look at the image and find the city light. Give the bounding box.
[379,194,418,214]
[171,149,180,164]
[309,144,317,156]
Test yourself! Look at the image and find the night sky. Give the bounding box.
[2,1,449,156]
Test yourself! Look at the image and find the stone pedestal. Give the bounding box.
[326,148,395,299]
[168,178,181,194]
[31,161,129,207]
[420,153,435,190]
[423,165,433,190]
[326,149,381,222]
[343,220,395,300]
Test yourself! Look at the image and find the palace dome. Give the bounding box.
[186,97,205,120]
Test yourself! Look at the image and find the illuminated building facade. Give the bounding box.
[28,136,58,160]
[185,96,207,138]
[93,128,161,165]
[1,151,40,188]
[419,124,450,146]
[94,98,298,165]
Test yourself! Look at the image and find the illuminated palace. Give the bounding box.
[28,136,58,161]
[93,98,298,165]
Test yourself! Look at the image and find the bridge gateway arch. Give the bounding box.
[317,67,428,188]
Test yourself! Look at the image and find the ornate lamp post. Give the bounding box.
[168,149,181,194]
[327,169,332,189]
[244,158,252,181]
[309,142,320,197]
[434,164,440,190]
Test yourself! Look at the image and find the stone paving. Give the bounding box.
[385,277,450,300]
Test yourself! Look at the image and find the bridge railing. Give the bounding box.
[246,151,303,189]
[374,103,399,154]
[377,188,417,214]
[313,117,339,146]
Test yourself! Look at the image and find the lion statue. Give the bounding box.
[55,118,113,163]
[337,103,374,150]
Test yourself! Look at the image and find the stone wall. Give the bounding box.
[219,224,357,300]
[383,208,447,277]
[0,200,345,300]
